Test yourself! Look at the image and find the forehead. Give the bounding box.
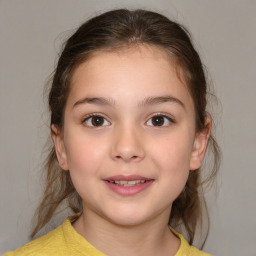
[71,44,181,84]
[68,45,194,109]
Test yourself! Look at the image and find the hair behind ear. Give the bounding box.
[51,125,69,171]
[190,116,211,171]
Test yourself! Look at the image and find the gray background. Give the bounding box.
[1,0,255,255]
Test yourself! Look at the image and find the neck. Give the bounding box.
[73,208,180,256]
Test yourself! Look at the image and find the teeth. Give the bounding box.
[109,180,147,186]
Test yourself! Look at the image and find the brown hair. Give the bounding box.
[31,9,220,245]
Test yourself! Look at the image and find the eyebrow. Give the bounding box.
[73,95,184,109]
[139,96,185,108]
[73,97,115,108]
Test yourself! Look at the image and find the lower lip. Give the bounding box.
[104,180,154,196]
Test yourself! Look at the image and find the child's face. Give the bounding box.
[53,45,209,226]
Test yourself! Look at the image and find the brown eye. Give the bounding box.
[146,115,173,127]
[84,115,110,127]
[152,116,164,126]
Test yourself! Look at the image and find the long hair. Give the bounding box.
[31,9,220,245]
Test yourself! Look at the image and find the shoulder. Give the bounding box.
[3,222,68,256]
[3,214,106,256]
[173,230,212,256]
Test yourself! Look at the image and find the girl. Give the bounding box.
[4,9,220,256]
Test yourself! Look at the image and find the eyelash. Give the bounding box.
[82,113,175,127]
[146,113,175,127]
[82,113,110,127]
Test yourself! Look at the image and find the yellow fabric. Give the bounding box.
[4,216,211,256]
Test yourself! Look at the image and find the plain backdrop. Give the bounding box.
[1,0,256,255]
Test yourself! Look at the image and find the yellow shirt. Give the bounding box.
[4,216,211,256]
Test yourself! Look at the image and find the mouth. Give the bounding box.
[107,179,151,187]
[104,175,154,196]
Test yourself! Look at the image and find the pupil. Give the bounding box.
[92,116,103,126]
[152,116,164,126]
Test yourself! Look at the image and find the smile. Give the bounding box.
[104,175,154,196]
[108,180,148,186]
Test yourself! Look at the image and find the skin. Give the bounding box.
[52,45,210,256]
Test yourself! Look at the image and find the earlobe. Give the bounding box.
[51,125,69,171]
[189,117,211,171]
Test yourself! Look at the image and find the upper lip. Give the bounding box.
[104,175,153,181]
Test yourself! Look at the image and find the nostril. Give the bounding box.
[114,154,141,162]
[111,133,145,162]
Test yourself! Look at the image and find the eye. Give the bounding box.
[146,114,174,127]
[83,114,110,127]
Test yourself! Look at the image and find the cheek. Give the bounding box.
[64,135,109,200]
[151,134,193,172]
[64,134,108,175]
[157,150,190,199]
[149,132,193,195]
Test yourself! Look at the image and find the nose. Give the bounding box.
[111,124,145,162]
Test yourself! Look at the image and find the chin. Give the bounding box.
[101,207,158,228]
[108,216,149,227]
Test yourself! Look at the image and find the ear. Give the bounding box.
[189,116,211,171]
[51,124,69,171]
